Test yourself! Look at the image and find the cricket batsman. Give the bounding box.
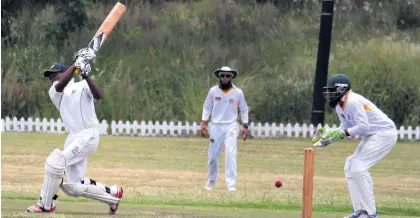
[201,66,249,192]
[314,74,397,218]
[27,48,123,214]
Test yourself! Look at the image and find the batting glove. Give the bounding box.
[74,57,91,79]
[319,128,345,146]
[76,47,96,61]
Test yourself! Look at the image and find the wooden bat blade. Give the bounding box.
[92,2,126,49]
[75,2,126,74]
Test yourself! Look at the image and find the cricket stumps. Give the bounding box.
[302,148,315,218]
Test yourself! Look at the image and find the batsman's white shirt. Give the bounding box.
[336,91,396,136]
[49,79,99,183]
[202,85,249,124]
[49,79,99,134]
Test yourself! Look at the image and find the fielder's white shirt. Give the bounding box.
[49,79,99,134]
[336,91,396,136]
[202,85,249,124]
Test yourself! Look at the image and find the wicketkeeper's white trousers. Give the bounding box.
[344,129,397,215]
[208,122,238,188]
[63,128,99,183]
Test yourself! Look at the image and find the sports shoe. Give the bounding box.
[343,210,367,218]
[27,204,56,213]
[204,181,215,190]
[27,195,58,213]
[109,186,123,214]
[227,187,236,192]
[359,212,378,218]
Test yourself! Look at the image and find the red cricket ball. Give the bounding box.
[275,180,282,188]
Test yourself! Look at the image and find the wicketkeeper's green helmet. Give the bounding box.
[323,74,352,108]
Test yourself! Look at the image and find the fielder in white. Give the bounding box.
[314,74,397,218]
[201,66,249,192]
[27,48,123,214]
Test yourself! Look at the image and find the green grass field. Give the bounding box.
[2,133,420,217]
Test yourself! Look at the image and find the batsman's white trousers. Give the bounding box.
[344,129,397,215]
[63,128,99,183]
[208,122,238,188]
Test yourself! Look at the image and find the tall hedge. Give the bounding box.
[2,0,419,126]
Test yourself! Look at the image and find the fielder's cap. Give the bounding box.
[213,66,238,79]
[43,64,68,77]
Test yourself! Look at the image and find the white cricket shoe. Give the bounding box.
[343,210,367,218]
[359,212,378,218]
[27,204,56,213]
[27,195,58,213]
[204,181,215,190]
[227,187,236,192]
[109,186,123,215]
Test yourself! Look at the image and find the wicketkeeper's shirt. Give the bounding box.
[49,79,99,134]
[336,91,396,136]
[202,85,249,124]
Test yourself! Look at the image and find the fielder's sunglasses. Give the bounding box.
[220,74,232,78]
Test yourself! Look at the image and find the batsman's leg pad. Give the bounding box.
[61,183,120,204]
[40,149,66,210]
[81,178,117,196]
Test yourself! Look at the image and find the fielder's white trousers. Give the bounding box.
[344,129,397,215]
[63,128,99,183]
[208,122,238,188]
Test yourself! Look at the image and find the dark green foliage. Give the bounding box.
[1,0,419,126]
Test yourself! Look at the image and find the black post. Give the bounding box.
[310,0,335,126]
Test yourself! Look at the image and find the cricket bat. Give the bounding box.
[75,2,126,74]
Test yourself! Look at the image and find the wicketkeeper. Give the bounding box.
[201,66,249,192]
[314,74,397,218]
[27,48,123,214]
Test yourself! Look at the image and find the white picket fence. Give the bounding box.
[1,116,420,140]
